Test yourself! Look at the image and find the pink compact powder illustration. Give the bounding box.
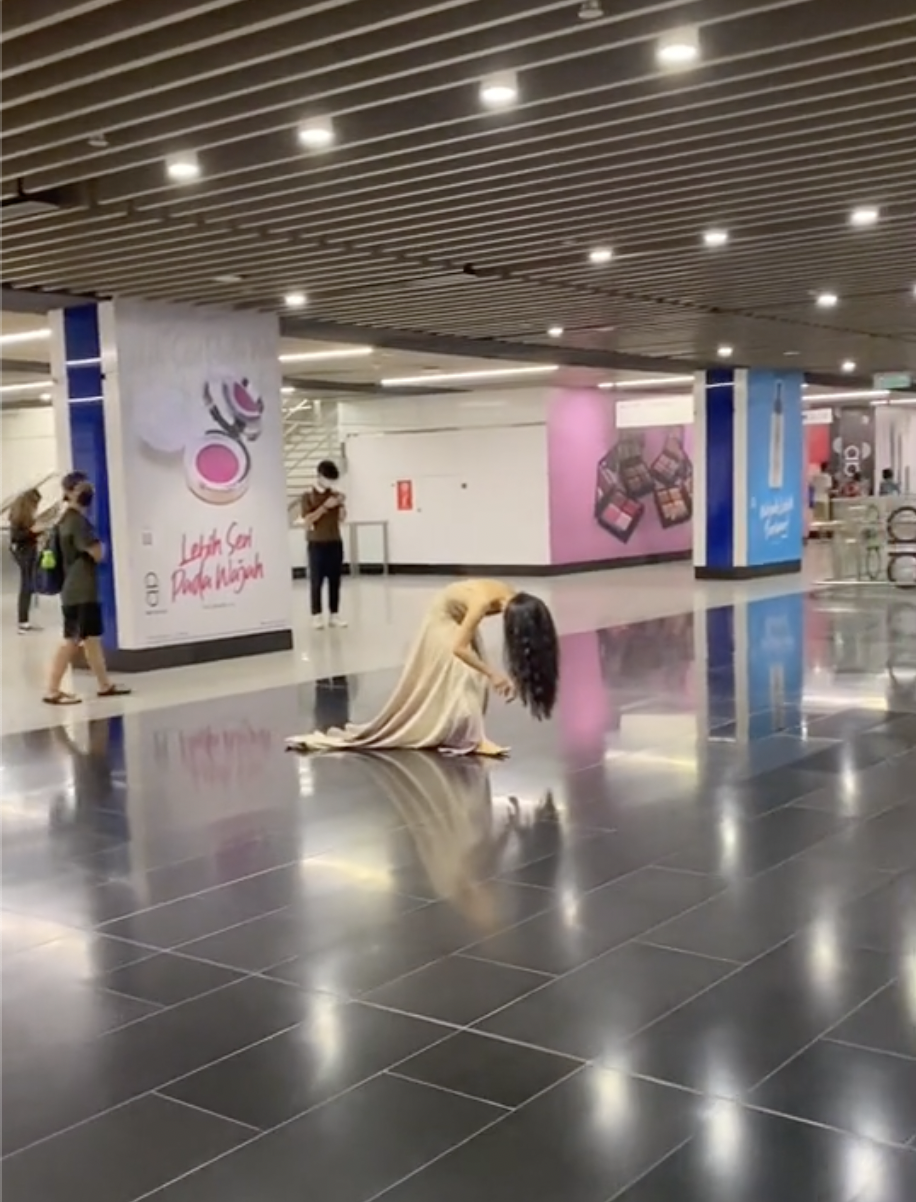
[204,377,263,441]
[184,431,251,505]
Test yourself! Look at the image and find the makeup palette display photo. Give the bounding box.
[595,482,644,543]
[137,376,264,506]
[594,426,694,543]
[653,482,693,529]
[650,431,689,487]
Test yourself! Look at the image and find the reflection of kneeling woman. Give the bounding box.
[288,578,559,757]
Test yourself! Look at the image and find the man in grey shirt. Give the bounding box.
[44,470,130,705]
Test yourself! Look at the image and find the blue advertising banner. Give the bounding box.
[745,369,804,567]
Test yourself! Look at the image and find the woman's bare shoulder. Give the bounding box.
[442,578,509,604]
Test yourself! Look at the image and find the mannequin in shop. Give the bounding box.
[287,578,559,757]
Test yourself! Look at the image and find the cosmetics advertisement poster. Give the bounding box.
[105,300,293,648]
[744,369,804,567]
[831,406,875,493]
[547,388,694,566]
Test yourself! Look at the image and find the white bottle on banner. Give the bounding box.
[769,381,785,490]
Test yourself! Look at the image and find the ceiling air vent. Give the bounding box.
[409,263,497,290]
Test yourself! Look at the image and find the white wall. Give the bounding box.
[875,405,916,492]
[340,391,550,567]
[1,406,58,501]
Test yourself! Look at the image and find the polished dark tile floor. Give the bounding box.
[2,590,916,1201]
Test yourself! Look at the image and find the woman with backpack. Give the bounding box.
[9,488,43,633]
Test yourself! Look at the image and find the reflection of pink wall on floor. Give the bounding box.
[556,629,615,760]
[548,388,694,565]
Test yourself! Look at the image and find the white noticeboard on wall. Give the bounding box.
[615,394,694,429]
[103,300,293,650]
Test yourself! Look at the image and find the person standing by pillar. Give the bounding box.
[9,488,44,633]
[44,471,131,705]
[301,459,347,630]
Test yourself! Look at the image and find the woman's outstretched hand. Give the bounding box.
[491,673,516,701]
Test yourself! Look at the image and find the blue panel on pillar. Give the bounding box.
[745,370,804,567]
[705,606,735,728]
[63,305,119,650]
[704,370,735,569]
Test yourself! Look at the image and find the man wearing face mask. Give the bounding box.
[43,471,131,705]
[301,459,347,630]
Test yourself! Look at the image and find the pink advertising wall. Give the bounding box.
[547,388,694,567]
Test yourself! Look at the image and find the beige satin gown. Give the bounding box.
[286,587,488,754]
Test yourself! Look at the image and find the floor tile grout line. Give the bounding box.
[355,997,467,1033]
[98,972,269,1037]
[0,1008,307,1163]
[85,837,433,933]
[383,1069,513,1113]
[739,1095,916,1151]
[454,951,557,978]
[822,1034,916,1064]
[362,1063,590,1202]
[96,983,168,1012]
[127,1018,484,1201]
[620,1067,916,1152]
[597,850,913,1064]
[739,977,900,1100]
[633,940,743,966]
[150,1090,263,1134]
[603,1134,697,1202]
[100,901,292,953]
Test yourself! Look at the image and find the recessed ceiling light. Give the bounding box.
[213,273,243,284]
[656,25,700,68]
[479,70,518,109]
[717,344,734,359]
[88,132,109,149]
[278,346,373,363]
[599,374,695,390]
[281,386,295,395]
[40,392,52,401]
[703,228,729,248]
[783,350,800,357]
[578,0,604,19]
[588,246,613,265]
[849,205,879,228]
[841,359,856,373]
[165,150,201,182]
[381,364,557,387]
[0,327,51,345]
[816,291,839,309]
[297,116,335,150]
[0,379,54,394]
[547,324,564,338]
[283,291,308,309]
[816,389,889,401]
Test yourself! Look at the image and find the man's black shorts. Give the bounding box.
[62,602,103,641]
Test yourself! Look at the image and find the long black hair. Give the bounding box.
[503,592,560,721]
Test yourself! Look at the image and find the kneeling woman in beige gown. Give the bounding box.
[286,579,559,757]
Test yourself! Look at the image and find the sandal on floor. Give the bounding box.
[43,692,82,706]
[97,684,132,697]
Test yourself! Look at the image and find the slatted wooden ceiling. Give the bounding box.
[1,0,914,375]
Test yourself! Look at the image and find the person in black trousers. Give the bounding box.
[301,460,347,630]
[9,488,43,633]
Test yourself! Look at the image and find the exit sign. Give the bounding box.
[874,371,912,390]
